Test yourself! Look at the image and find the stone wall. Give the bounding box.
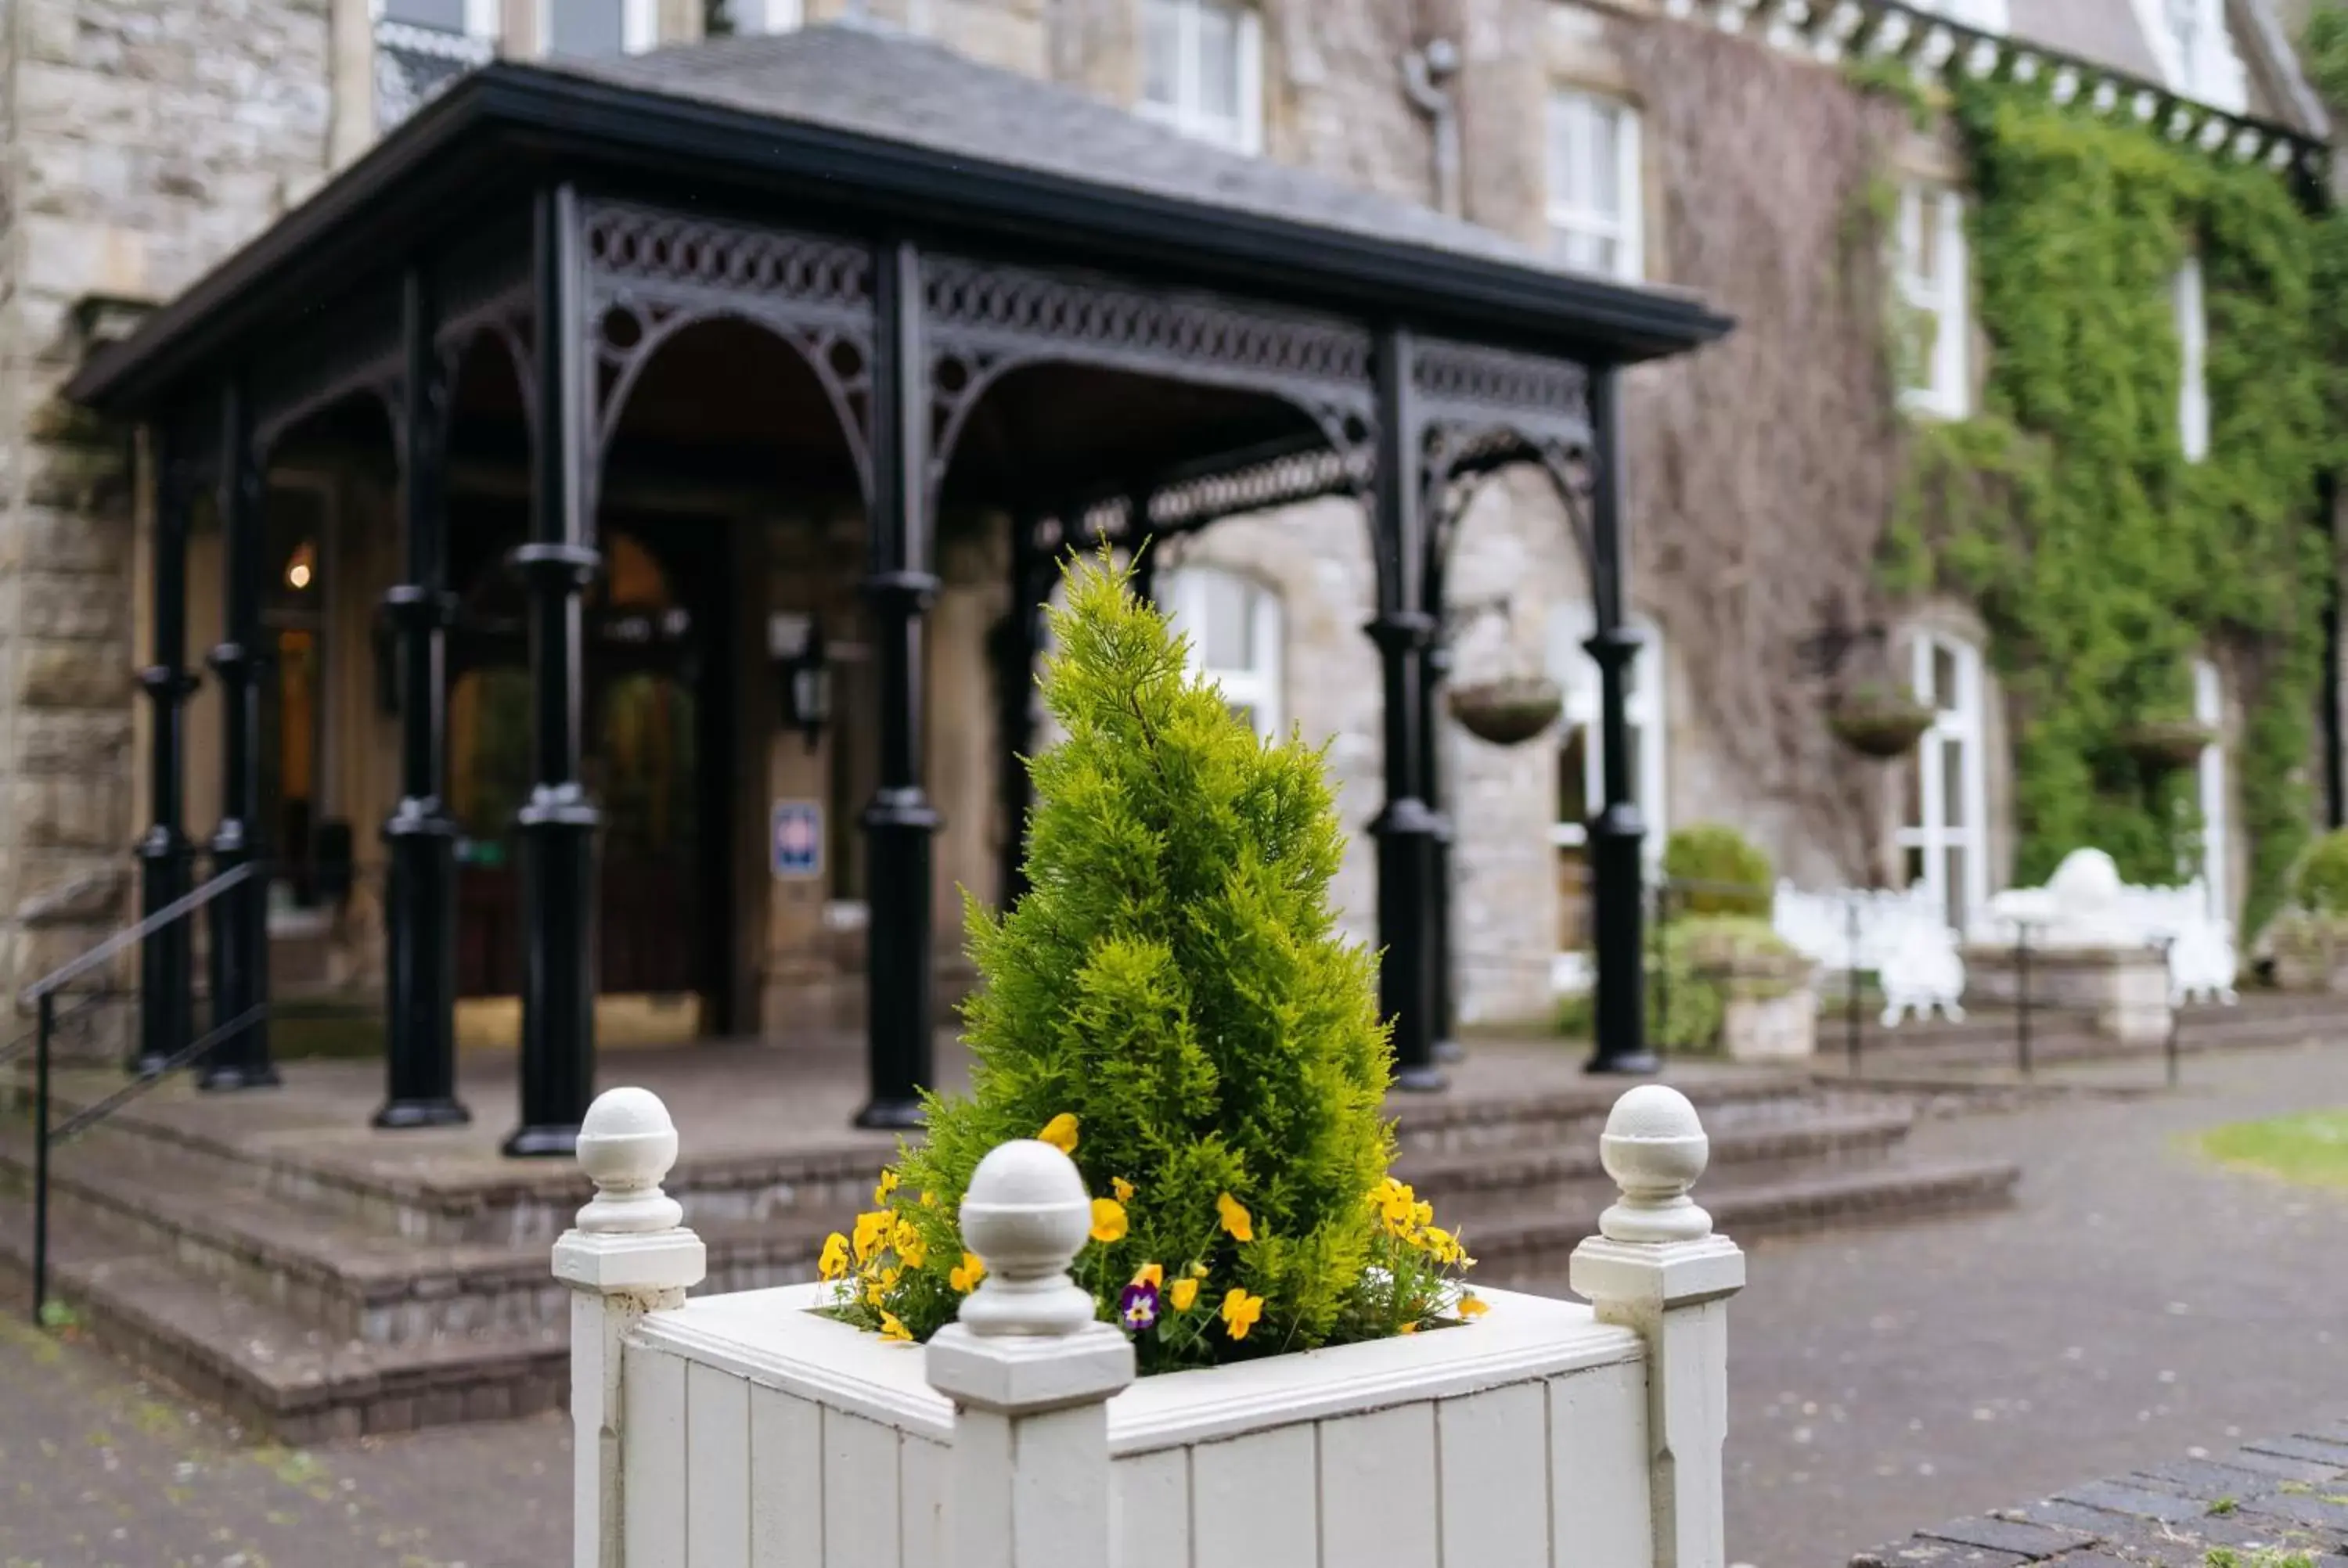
[0,0,334,999]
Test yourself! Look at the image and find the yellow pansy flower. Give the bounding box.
[865,1264,902,1306]
[1112,1176,1134,1203]
[950,1251,986,1293]
[852,1210,893,1264]
[1133,1262,1164,1290]
[1038,1113,1079,1154]
[1090,1197,1129,1243]
[1412,1200,1434,1230]
[1169,1278,1199,1312]
[1216,1192,1254,1243]
[1219,1287,1265,1341]
[893,1220,927,1271]
[818,1232,850,1282]
[880,1311,913,1343]
[873,1168,899,1207]
[1399,1321,1421,1335]
[1189,1261,1210,1278]
[920,1189,938,1208]
[1457,1294,1489,1320]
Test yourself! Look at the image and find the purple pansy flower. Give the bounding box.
[1118,1278,1161,1333]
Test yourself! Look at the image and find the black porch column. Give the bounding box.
[1367,326,1443,1092]
[377,264,468,1129]
[1423,629,1462,1066]
[505,184,602,1157]
[133,425,199,1075]
[857,239,942,1131]
[1584,364,1657,1075]
[201,380,278,1090]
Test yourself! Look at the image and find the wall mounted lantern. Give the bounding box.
[769,611,831,751]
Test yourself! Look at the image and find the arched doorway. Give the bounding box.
[445,512,733,1035]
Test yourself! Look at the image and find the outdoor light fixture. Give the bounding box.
[770,610,832,750]
[285,541,315,592]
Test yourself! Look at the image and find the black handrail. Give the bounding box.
[14,861,266,1324]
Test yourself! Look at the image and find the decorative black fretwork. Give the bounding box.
[434,228,535,435]
[580,200,878,491]
[1413,337,1593,448]
[1149,440,1369,534]
[251,283,404,455]
[922,251,1380,498]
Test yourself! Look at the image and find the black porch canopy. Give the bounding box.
[70,23,1729,1153]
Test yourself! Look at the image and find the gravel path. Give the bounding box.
[5,1039,2347,1566]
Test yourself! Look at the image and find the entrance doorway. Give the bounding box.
[444,502,736,1041]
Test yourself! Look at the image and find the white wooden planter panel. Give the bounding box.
[621,1282,1648,1568]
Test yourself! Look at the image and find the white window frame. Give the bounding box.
[727,0,804,32]
[2138,0,2248,112]
[1896,631,1991,933]
[2174,256,2210,463]
[373,0,501,36]
[1896,184,1971,421]
[537,0,659,56]
[1544,89,1644,284]
[1136,0,1264,156]
[1547,607,1667,865]
[2193,657,2228,921]
[1161,566,1284,739]
[1909,0,2010,33]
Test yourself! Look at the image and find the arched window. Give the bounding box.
[1161,566,1284,739]
[2194,656,2227,920]
[1897,630,1990,931]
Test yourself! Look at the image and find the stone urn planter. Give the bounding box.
[2263,911,2348,994]
[1674,921,1819,1061]
[1827,689,1936,760]
[1448,675,1565,746]
[2117,719,2216,773]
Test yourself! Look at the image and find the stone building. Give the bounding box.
[0,0,2331,1090]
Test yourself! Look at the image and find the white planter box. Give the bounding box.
[621,1281,1651,1568]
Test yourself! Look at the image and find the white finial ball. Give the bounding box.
[1597,1084,1714,1243]
[956,1138,1097,1338]
[575,1087,683,1233]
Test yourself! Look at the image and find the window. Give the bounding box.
[1161,567,1283,739]
[1895,183,1970,420]
[2193,657,2227,920]
[372,0,499,133]
[2150,0,2248,112]
[1138,0,1262,155]
[2174,256,2209,463]
[1546,90,1644,282]
[541,0,657,57]
[1548,609,1667,951]
[1896,631,1990,933]
[721,0,803,31]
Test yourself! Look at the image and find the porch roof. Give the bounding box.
[69,23,1730,418]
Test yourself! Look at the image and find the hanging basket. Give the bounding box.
[2118,719,2216,773]
[1828,692,1936,761]
[1447,675,1565,746]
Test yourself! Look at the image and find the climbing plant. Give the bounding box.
[1877,75,2333,937]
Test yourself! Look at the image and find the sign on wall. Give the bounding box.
[772,800,823,880]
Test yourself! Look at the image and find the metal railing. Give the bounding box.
[13,861,264,1323]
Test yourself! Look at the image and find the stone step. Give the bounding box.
[1468,1156,2022,1275]
[0,1126,837,1345]
[1396,1106,1916,1224]
[1386,1073,1813,1156]
[0,1200,569,1447]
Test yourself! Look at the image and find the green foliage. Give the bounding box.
[1840,57,1936,131]
[1557,915,1805,1053]
[2292,827,2348,913]
[1662,823,1774,915]
[1885,81,2334,937]
[825,556,1475,1370]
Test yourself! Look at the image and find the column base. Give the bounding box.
[854,1097,927,1131]
[502,1123,582,1159]
[1432,1038,1465,1065]
[197,1061,283,1092]
[1583,1048,1662,1077]
[1392,1063,1449,1093]
[374,1098,472,1131]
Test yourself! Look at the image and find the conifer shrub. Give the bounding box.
[819,555,1478,1369]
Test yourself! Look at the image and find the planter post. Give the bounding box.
[553,1088,706,1568]
[1569,1086,1745,1568]
[926,1138,1137,1568]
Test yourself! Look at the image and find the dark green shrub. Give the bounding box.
[1662,823,1775,916]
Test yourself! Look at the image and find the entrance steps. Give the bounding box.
[0,1061,2023,1443]
[1817,988,2348,1079]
